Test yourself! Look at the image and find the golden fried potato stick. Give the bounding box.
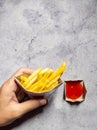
[37,68,53,80]
[46,71,60,83]
[23,68,42,87]
[39,68,52,75]
[40,62,66,91]
[25,68,52,90]
[28,78,44,92]
[61,62,66,73]
[28,76,44,91]
[55,62,66,75]
[25,75,38,89]
[46,75,60,89]
[19,75,27,82]
[38,69,55,91]
[46,81,58,91]
[36,81,58,92]
[29,69,52,91]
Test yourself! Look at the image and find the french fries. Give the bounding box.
[18,62,66,92]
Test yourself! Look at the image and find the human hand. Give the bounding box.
[0,68,47,127]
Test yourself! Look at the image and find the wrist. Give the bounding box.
[0,114,6,127]
[0,112,10,127]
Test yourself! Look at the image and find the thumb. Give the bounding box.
[17,99,47,116]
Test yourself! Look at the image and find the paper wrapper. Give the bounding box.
[15,76,63,98]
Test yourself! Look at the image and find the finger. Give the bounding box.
[1,68,34,100]
[17,99,47,116]
[7,68,34,91]
[12,68,34,78]
[2,68,34,93]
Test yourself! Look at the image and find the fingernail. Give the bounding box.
[40,99,47,105]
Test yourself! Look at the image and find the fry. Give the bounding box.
[25,75,38,89]
[47,81,58,91]
[28,76,45,91]
[19,75,27,82]
[23,68,42,86]
[28,68,53,91]
[38,68,54,80]
[46,75,60,89]
[39,69,54,90]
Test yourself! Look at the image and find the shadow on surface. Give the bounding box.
[66,101,83,106]
[0,106,43,130]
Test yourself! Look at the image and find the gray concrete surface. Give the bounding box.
[0,0,97,130]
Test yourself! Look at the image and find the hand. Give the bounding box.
[0,68,47,127]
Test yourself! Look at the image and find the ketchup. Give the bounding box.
[66,81,83,100]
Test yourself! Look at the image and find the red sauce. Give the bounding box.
[66,81,83,100]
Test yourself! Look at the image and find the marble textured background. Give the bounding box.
[0,0,97,130]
